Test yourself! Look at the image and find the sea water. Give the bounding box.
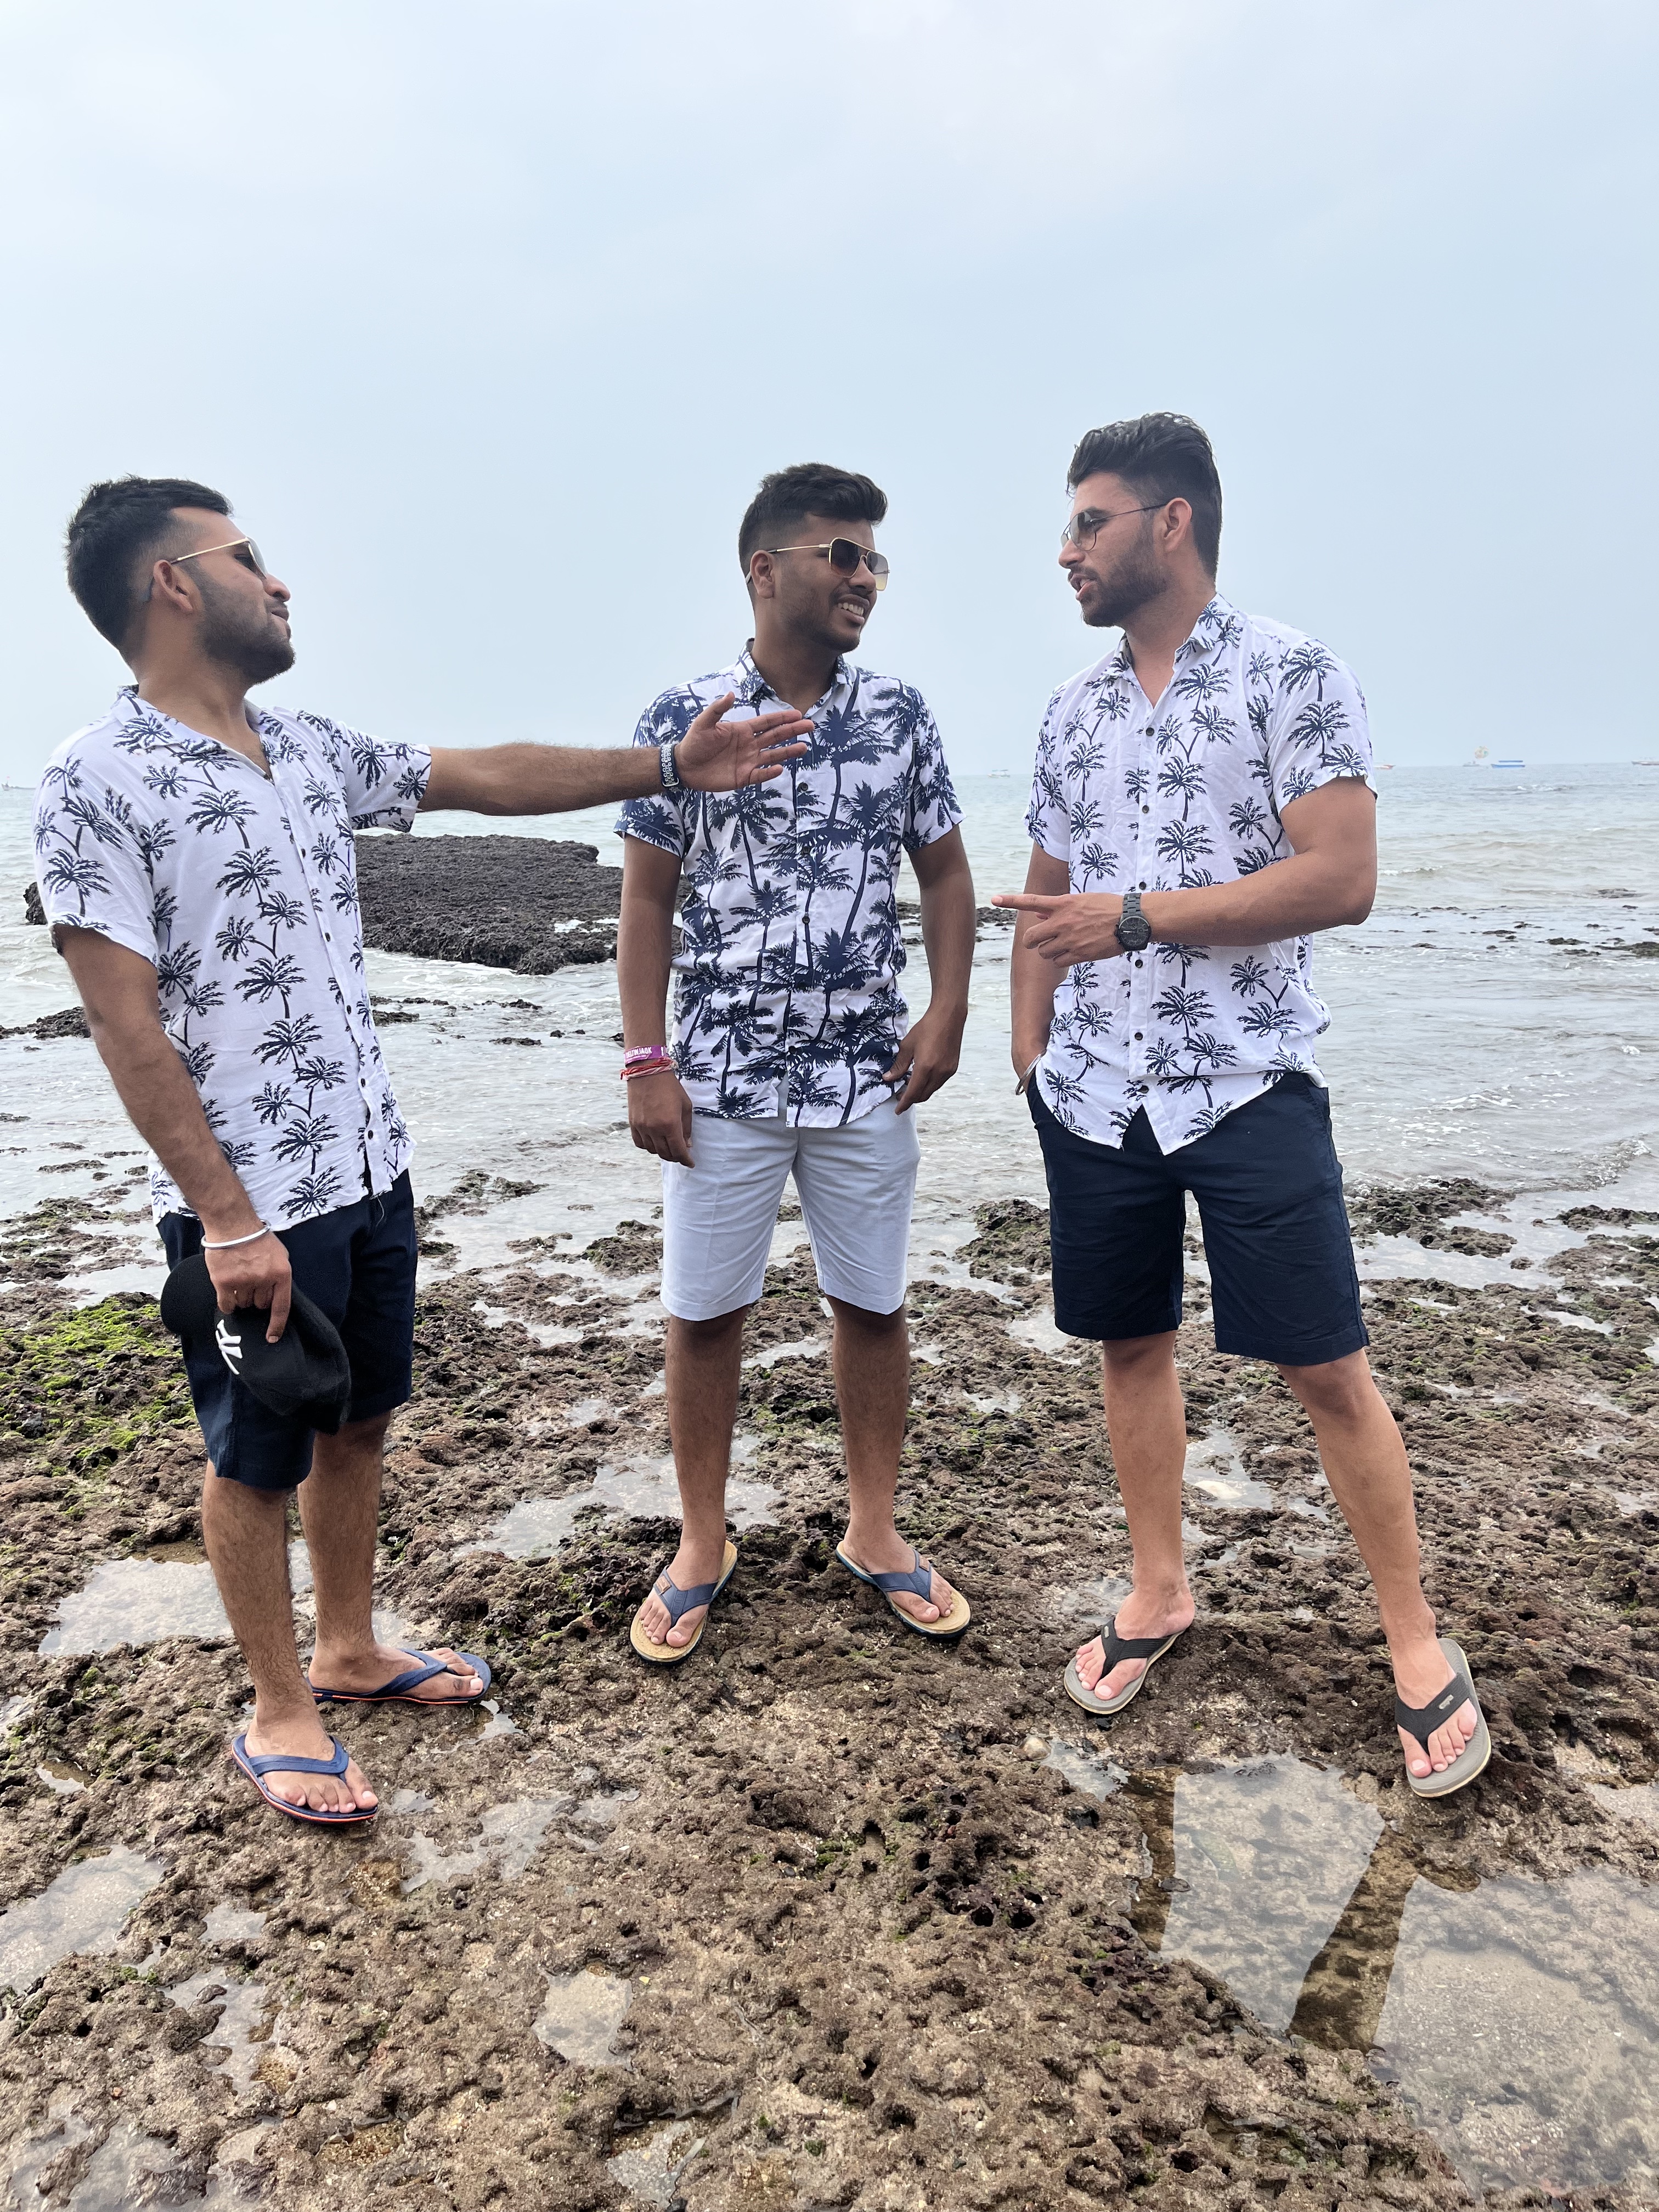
[0,766,1654,1284]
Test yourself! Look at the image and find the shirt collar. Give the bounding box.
[736,644,851,712]
[1175,592,1240,663]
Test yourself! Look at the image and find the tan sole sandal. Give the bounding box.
[629,1540,738,1667]
[1063,1617,1188,1718]
[1397,1636,1491,1799]
[834,1544,971,1641]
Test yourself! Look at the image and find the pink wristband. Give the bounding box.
[620,1050,674,1081]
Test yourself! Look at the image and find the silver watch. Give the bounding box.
[658,740,683,792]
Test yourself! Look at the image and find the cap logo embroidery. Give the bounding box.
[215,1317,244,1372]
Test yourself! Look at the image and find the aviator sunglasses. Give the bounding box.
[1059,502,1165,552]
[168,536,270,579]
[765,538,889,590]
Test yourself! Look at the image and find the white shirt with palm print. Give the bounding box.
[619,647,962,1127]
[33,689,431,1224]
[1026,594,1375,1154]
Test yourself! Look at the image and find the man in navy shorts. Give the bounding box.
[998,416,1486,1799]
[36,475,809,1825]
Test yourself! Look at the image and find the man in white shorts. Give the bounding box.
[617,462,978,1663]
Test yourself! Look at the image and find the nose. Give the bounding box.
[265,572,292,605]
[1058,536,1082,569]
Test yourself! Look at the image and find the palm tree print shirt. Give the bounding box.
[1026,595,1374,1153]
[618,648,962,1125]
[33,690,430,1224]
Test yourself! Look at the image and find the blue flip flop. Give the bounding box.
[229,1732,379,1826]
[308,1648,492,1706]
[834,1544,972,1641]
[629,1540,738,1666]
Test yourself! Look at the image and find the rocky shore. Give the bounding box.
[0,1178,1656,2210]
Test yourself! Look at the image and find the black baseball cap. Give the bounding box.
[160,1252,352,1432]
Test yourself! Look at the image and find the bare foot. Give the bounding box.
[241,1707,379,1816]
[1392,1637,1480,1782]
[1071,1586,1195,1707]
[307,1641,484,1703]
[634,1532,730,1649]
[839,1531,957,1626]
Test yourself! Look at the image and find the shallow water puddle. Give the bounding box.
[0,1846,163,1994]
[203,1902,267,1943]
[40,1543,414,1656]
[1006,1305,1082,1363]
[1181,1430,1274,1511]
[1126,1757,1659,2193]
[404,1784,634,1892]
[5,2115,180,2211]
[1044,1740,1127,1799]
[535,1968,632,2067]
[165,1970,272,2091]
[461,1450,779,1561]
[606,2117,706,2205]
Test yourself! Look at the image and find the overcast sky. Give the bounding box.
[2,1,1653,781]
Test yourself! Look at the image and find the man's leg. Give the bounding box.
[1278,1352,1478,1781]
[635,1306,748,1647]
[298,1412,482,1700]
[201,1466,377,1816]
[1071,1331,1197,1702]
[830,1295,953,1626]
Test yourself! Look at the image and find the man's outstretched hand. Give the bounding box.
[994,890,1126,965]
[675,693,812,791]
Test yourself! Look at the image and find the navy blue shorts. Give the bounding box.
[158,1173,419,1490]
[1028,1075,1368,1367]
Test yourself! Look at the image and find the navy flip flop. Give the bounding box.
[308,1649,492,1706]
[229,1733,379,1826]
[834,1544,972,1641]
[630,1541,738,1666]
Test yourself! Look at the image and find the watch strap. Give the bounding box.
[658,740,682,792]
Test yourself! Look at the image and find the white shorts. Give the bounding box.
[659,1098,921,1322]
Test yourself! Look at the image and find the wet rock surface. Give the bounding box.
[0,1187,1655,2208]
[353,833,623,972]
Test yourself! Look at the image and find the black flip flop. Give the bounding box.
[1063,1615,1188,1718]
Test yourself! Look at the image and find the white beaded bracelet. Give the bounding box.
[201,1223,273,1251]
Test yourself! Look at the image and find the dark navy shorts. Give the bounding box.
[1028,1075,1368,1367]
[159,1172,419,1490]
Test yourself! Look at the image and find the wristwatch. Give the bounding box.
[658,740,683,792]
[1114,889,1152,952]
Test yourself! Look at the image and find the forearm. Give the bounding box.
[1010,930,1059,1064]
[87,1016,262,1232]
[915,861,975,1022]
[424,743,661,815]
[1144,848,1372,946]
[617,890,676,1048]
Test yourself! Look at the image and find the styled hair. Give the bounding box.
[65,475,233,650]
[1066,413,1222,573]
[737,462,888,575]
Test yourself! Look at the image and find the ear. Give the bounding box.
[146,555,201,623]
[746,550,777,602]
[1159,498,1193,556]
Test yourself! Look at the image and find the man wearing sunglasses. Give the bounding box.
[617,462,977,1665]
[33,474,810,1825]
[995,414,1485,1799]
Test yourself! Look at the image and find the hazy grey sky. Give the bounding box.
[2,1,1653,779]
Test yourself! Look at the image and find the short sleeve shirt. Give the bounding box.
[1026,595,1374,1152]
[617,647,962,1125]
[33,689,431,1223]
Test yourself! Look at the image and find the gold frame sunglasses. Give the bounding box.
[168,535,269,579]
[766,538,889,590]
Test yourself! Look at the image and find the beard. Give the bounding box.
[1075,523,1165,629]
[195,572,296,684]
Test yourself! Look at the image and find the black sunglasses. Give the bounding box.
[766,538,890,590]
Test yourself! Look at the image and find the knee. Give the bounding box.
[827,1296,906,1338]
[672,1307,749,1350]
[1278,1350,1376,1424]
[1101,1331,1178,1384]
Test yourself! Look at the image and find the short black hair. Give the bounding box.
[737,462,888,575]
[1066,414,1222,573]
[65,475,232,651]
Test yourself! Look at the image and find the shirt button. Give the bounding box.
[1141,804,1149,815]
[1139,882,1147,891]
[1135,957,1143,968]
[1134,1031,1143,1041]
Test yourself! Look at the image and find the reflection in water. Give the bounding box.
[535,1970,632,2067]
[1045,1740,1127,1801]
[165,1971,272,2090]
[460,1451,779,1561]
[0,1846,163,1993]
[1126,1757,1659,2193]
[404,1785,633,1892]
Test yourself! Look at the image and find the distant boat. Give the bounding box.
[1636,759,1659,766]
[1493,758,1525,768]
